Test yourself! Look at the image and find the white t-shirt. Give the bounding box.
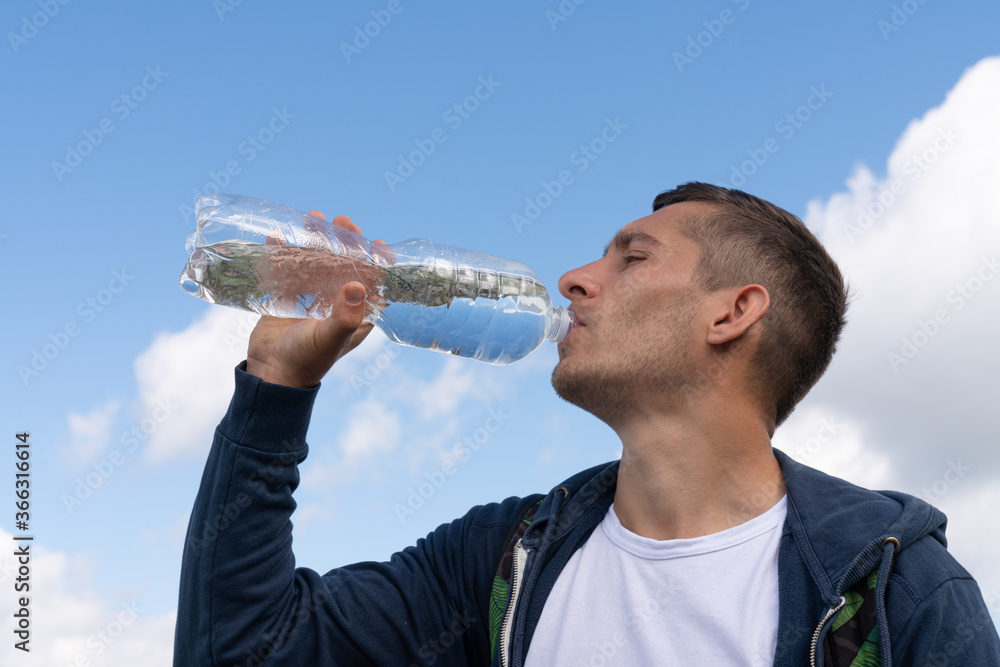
[525,496,787,667]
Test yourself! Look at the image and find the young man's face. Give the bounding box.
[550,201,716,426]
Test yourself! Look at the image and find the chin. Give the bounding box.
[551,360,629,424]
[550,359,579,401]
[551,352,586,388]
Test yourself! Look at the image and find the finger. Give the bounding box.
[331,214,363,236]
[307,210,327,221]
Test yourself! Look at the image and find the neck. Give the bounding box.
[611,400,785,541]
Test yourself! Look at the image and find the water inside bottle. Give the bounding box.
[180,241,558,364]
[378,293,552,364]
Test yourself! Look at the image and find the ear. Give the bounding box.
[705,285,770,345]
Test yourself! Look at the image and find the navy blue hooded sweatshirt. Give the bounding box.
[173,362,1000,666]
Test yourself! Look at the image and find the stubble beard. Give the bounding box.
[551,294,701,428]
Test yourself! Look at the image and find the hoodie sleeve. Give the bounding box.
[173,361,501,666]
[890,574,1000,665]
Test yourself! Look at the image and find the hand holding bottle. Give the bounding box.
[245,212,385,388]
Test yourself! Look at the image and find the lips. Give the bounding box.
[561,309,585,345]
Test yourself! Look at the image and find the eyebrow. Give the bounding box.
[602,230,665,257]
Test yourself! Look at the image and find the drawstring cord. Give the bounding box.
[876,536,899,666]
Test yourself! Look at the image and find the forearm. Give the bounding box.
[173,361,317,665]
[173,362,497,666]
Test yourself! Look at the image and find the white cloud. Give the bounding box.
[302,398,402,487]
[0,527,175,666]
[290,503,329,538]
[787,55,1000,609]
[139,512,190,551]
[798,55,1000,480]
[407,358,489,420]
[129,305,410,464]
[773,405,896,492]
[300,347,524,491]
[386,355,513,421]
[339,399,401,460]
[308,345,525,486]
[131,307,259,463]
[66,399,122,465]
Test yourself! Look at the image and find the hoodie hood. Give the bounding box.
[520,460,618,551]
[774,448,948,598]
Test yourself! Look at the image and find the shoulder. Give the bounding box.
[464,494,547,537]
[888,532,981,615]
[887,538,1000,662]
[413,494,545,563]
[442,461,618,581]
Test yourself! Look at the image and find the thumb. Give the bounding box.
[314,281,368,354]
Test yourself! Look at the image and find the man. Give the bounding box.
[174,182,1000,666]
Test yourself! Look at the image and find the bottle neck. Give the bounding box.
[545,306,575,343]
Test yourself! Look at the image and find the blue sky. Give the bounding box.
[3,0,1000,662]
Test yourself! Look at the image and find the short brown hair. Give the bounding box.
[653,182,849,427]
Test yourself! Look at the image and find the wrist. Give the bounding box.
[225,360,319,453]
[245,359,315,389]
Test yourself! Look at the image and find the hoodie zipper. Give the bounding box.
[500,541,528,667]
[810,596,846,667]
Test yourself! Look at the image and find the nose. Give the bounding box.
[558,259,602,301]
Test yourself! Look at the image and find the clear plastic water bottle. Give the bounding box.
[179,194,574,364]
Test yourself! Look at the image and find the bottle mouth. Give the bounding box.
[546,307,576,343]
